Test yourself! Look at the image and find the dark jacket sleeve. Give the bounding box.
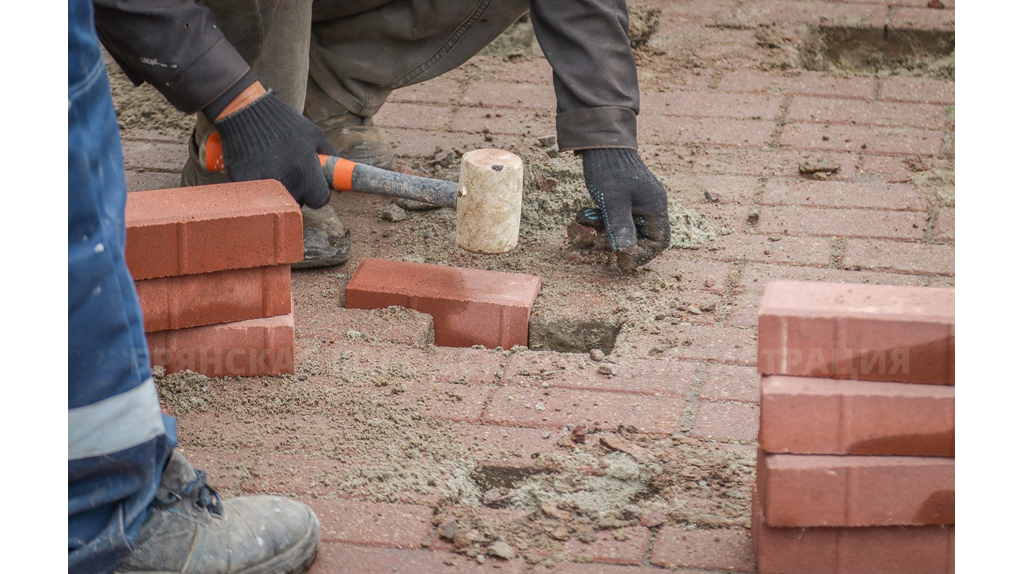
[93,0,253,115]
[530,0,640,151]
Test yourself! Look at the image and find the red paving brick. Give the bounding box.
[859,155,915,183]
[146,312,295,377]
[125,181,303,280]
[295,306,434,347]
[755,206,928,240]
[650,527,755,572]
[644,92,783,120]
[760,179,928,211]
[780,123,944,156]
[389,78,460,105]
[392,379,494,423]
[546,564,672,574]
[309,544,529,574]
[374,102,451,131]
[639,115,776,147]
[691,402,760,442]
[460,81,556,109]
[345,258,541,349]
[502,352,696,397]
[933,208,954,242]
[450,106,555,136]
[706,233,834,267]
[323,344,506,386]
[136,264,292,332]
[616,323,758,366]
[562,525,651,565]
[758,281,955,384]
[664,174,763,204]
[878,76,955,106]
[737,263,923,294]
[449,423,563,468]
[305,499,434,548]
[786,97,947,130]
[760,375,955,456]
[700,364,760,403]
[889,6,956,29]
[757,452,954,527]
[843,238,955,275]
[752,486,954,574]
[483,387,687,434]
[718,70,876,100]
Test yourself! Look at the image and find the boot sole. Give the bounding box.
[118,512,321,574]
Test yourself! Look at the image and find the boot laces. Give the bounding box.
[153,470,224,516]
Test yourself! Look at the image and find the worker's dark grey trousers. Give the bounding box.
[190,0,640,164]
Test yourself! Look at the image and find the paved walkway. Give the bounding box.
[120,1,954,572]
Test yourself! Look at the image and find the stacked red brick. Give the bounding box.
[125,181,303,377]
[754,281,954,574]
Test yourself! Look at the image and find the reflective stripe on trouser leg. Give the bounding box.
[69,1,176,572]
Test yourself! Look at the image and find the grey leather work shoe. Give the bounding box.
[296,204,351,269]
[316,114,394,171]
[117,451,320,574]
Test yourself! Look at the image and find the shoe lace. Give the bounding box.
[152,470,224,516]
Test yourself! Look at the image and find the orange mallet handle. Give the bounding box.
[201,132,457,208]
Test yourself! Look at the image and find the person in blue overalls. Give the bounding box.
[68,1,320,572]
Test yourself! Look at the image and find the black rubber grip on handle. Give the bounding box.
[351,163,458,208]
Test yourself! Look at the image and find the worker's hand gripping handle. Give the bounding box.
[201,132,458,208]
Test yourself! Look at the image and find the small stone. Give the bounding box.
[540,381,550,388]
[548,527,570,541]
[703,190,720,203]
[488,541,516,560]
[577,530,597,544]
[542,431,551,439]
[567,221,597,249]
[397,198,441,211]
[798,155,841,175]
[589,349,606,362]
[571,425,588,444]
[380,203,408,222]
[476,554,487,565]
[537,134,557,147]
[927,0,945,7]
[577,553,595,563]
[597,365,615,376]
[620,504,643,520]
[686,305,702,315]
[705,276,716,288]
[545,145,560,158]
[534,402,546,411]
[439,521,460,541]
[541,502,572,520]
[699,301,716,313]
[345,330,362,339]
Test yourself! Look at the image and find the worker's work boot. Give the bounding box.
[315,113,394,171]
[118,451,320,574]
[296,204,351,269]
[180,129,351,269]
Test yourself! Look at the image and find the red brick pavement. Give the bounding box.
[117,1,954,570]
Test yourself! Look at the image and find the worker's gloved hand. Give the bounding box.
[576,148,671,271]
[214,90,335,209]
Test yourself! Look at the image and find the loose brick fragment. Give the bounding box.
[136,265,291,332]
[125,180,302,280]
[345,258,541,349]
[760,375,954,456]
[757,452,954,527]
[758,281,954,384]
[146,312,295,377]
[752,485,953,574]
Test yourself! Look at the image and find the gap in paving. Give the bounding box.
[527,315,622,354]
[800,25,954,78]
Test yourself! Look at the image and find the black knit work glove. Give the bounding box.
[214,90,336,209]
[576,148,671,271]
